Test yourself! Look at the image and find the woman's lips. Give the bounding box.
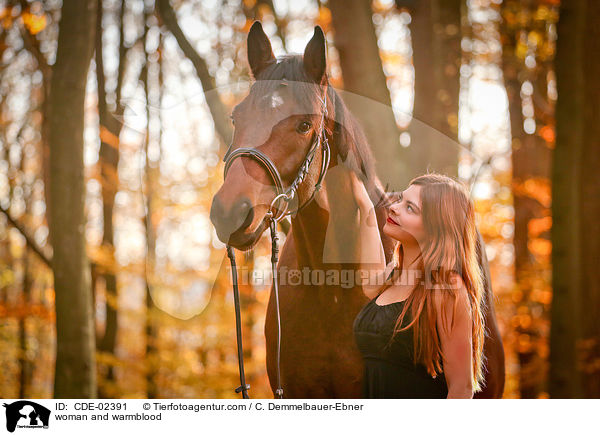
[387,216,400,226]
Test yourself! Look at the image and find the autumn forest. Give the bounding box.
[0,0,598,400]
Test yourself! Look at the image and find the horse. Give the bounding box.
[210,21,505,398]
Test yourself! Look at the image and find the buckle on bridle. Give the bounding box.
[267,191,293,222]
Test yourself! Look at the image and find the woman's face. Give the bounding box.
[383,184,426,244]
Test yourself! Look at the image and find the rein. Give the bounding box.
[222,83,331,399]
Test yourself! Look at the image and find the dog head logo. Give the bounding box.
[2,401,51,432]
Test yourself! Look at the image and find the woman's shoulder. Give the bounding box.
[430,274,471,331]
[431,272,465,292]
[433,277,473,339]
[430,274,469,311]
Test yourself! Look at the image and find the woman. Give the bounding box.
[351,172,487,399]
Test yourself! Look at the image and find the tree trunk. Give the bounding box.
[501,0,553,399]
[49,0,97,398]
[550,0,600,399]
[96,0,142,396]
[578,0,600,397]
[16,0,53,236]
[95,0,123,398]
[142,12,159,399]
[19,248,32,398]
[241,0,288,52]
[329,0,410,189]
[408,0,461,179]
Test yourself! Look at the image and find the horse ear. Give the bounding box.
[303,26,327,84]
[247,21,275,79]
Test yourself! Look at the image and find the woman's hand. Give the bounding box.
[349,171,374,212]
[350,171,380,230]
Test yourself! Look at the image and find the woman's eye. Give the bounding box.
[229,115,235,125]
[296,121,311,134]
[407,204,413,212]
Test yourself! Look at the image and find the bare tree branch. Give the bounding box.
[15,0,51,74]
[0,203,51,268]
[156,0,233,149]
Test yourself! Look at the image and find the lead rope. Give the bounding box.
[267,214,284,399]
[226,212,283,399]
[226,245,251,399]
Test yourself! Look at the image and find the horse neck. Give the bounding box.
[289,187,332,271]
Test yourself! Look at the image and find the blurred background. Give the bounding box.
[0,0,598,399]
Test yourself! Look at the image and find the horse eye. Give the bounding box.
[296,121,311,134]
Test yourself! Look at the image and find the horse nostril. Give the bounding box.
[232,197,254,232]
[210,195,255,239]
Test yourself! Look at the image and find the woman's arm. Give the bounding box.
[433,279,475,399]
[322,164,363,264]
[349,172,389,299]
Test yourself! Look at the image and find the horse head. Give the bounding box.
[210,21,339,249]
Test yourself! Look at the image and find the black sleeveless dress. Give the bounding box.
[353,295,449,398]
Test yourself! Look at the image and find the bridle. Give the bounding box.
[222,81,331,399]
[223,81,331,221]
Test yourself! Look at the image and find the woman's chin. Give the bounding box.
[383,222,407,241]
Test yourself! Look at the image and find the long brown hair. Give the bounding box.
[378,173,487,393]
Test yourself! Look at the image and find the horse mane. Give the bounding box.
[254,54,392,209]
